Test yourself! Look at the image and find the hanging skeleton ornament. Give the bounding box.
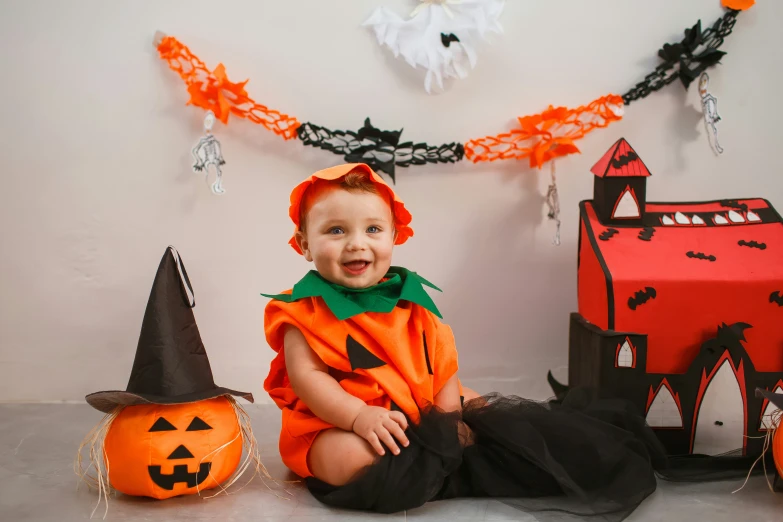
[699,73,723,155]
[192,111,227,194]
[545,162,561,246]
[363,0,504,93]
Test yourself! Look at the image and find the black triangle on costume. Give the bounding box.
[149,417,177,432]
[423,332,433,376]
[186,417,213,431]
[347,335,386,371]
[125,247,217,399]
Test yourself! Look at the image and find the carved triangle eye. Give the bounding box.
[149,417,177,432]
[186,417,212,431]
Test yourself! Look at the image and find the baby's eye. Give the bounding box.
[328,227,344,235]
[367,226,380,234]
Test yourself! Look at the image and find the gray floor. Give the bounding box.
[1,404,782,521]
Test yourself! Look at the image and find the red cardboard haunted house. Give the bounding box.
[569,138,783,457]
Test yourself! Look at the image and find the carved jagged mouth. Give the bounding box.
[148,462,212,490]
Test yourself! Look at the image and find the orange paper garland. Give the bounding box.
[463,95,625,169]
[157,36,300,139]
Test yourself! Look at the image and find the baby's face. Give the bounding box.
[298,188,395,289]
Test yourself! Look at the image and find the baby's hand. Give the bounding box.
[351,405,409,456]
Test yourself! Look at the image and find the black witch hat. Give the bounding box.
[85,247,253,413]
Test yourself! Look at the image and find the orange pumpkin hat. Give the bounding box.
[287,163,414,254]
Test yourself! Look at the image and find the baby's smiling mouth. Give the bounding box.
[343,260,370,273]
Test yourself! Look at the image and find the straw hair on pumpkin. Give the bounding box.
[74,406,121,519]
[74,398,292,519]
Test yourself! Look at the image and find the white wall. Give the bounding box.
[0,0,779,403]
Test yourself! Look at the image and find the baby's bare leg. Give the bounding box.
[308,428,381,486]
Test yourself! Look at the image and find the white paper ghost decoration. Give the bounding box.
[363,0,504,93]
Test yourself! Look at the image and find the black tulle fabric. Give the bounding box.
[306,389,769,521]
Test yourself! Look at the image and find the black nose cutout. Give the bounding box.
[167,445,195,460]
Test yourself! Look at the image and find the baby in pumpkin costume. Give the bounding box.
[263,163,669,518]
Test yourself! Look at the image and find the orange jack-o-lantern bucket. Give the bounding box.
[103,397,242,499]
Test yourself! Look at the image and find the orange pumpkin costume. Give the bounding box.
[263,163,459,477]
[263,274,459,477]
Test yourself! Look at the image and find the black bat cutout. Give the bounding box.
[440,33,460,47]
[599,228,619,241]
[686,251,716,262]
[628,287,657,311]
[611,151,638,168]
[738,240,767,250]
[638,227,655,242]
[720,199,749,212]
[770,291,783,307]
[701,322,752,355]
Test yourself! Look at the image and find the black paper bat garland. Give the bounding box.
[628,287,657,310]
[622,10,739,104]
[770,291,783,307]
[296,118,464,183]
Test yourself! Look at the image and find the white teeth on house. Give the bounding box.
[728,210,745,223]
[674,212,690,225]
